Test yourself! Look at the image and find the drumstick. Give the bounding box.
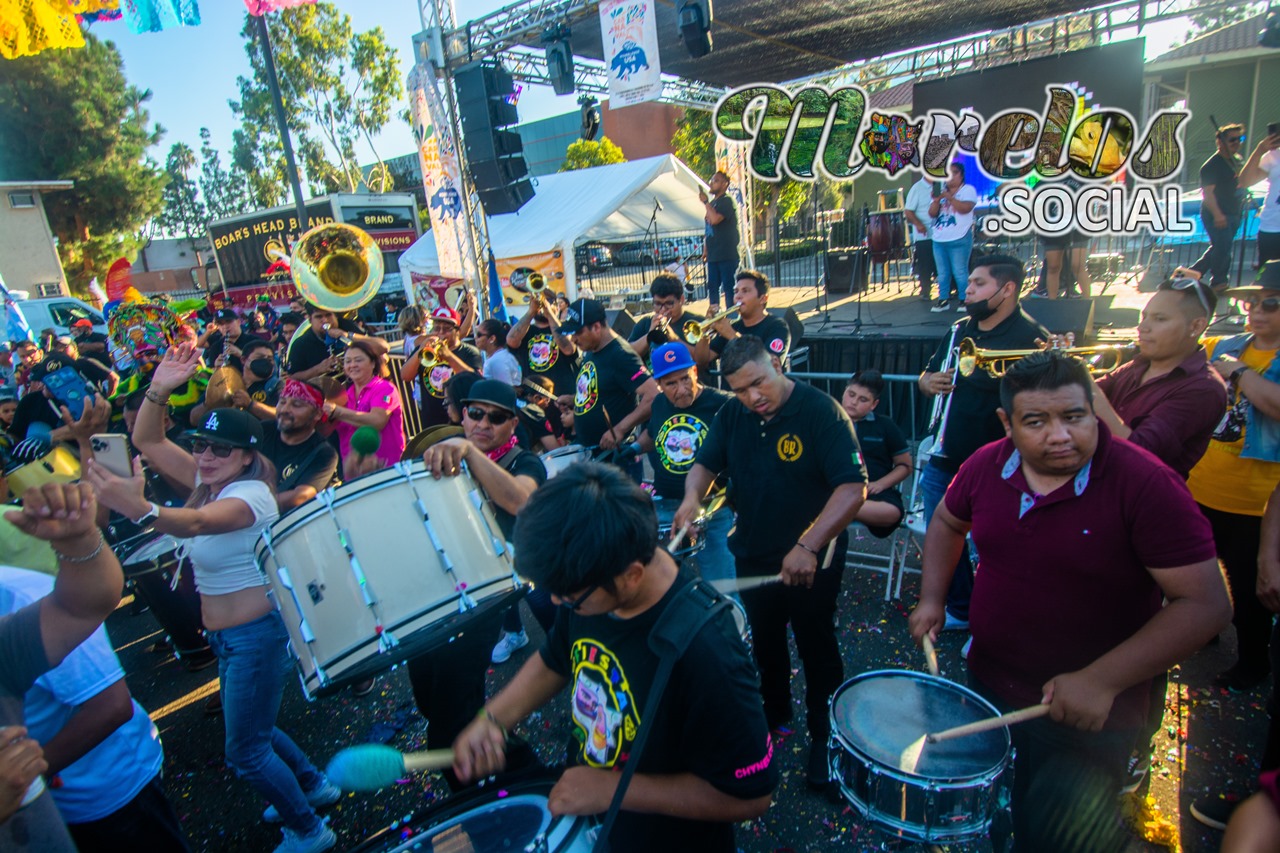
[921,635,940,677]
[926,704,1051,744]
[326,744,455,792]
[668,523,691,552]
[820,538,837,570]
[711,574,782,594]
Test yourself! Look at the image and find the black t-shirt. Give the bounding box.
[924,309,1049,473]
[646,387,732,499]
[513,324,579,396]
[705,194,740,263]
[416,342,484,428]
[573,337,650,447]
[260,422,339,495]
[72,357,114,392]
[517,401,563,445]
[540,570,777,853]
[285,316,362,375]
[246,379,280,408]
[697,381,866,571]
[206,331,266,372]
[1200,153,1241,220]
[854,412,908,492]
[492,446,546,540]
[629,310,704,351]
[75,332,112,368]
[709,314,791,363]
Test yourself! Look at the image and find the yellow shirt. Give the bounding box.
[1187,337,1280,516]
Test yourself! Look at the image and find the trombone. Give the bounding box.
[682,305,740,344]
[956,338,1125,378]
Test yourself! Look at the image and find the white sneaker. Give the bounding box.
[957,302,968,310]
[274,820,336,853]
[491,629,529,664]
[263,781,341,823]
[930,300,950,313]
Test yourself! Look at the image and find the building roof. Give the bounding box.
[869,79,914,111]
[0,180,73,192]
[1149,13,1266,63]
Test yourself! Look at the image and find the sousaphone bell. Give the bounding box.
[285,222,384,365]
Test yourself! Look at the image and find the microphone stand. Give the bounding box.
[643,197,662,267]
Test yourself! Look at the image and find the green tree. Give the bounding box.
[0,32,166,294]
[158,142,206,253]
[199,127,252,221]
[1185,0,1264,38]
[559,137,627,171]
[230,5,402,200]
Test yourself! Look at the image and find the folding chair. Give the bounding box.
[892,435,934,599]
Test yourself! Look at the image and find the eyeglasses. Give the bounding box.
[1226,136,1245,144]
[464,405,513,426]
[653,298,680,309]
[189,439,237,458]
[558,583,599,611]
[1165,277,1213,318]
[1244,295,1280,313]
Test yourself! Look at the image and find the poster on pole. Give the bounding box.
[600,0,662,107]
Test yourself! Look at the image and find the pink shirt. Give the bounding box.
[337,376,404,468]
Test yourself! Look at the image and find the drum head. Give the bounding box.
[831,670,1009,780]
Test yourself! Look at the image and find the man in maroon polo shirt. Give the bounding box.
[1094,276,1227,479]
[909,350,1230,846]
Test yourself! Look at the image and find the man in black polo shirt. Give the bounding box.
[258,380,339,511]
[628,273,703,361]
[506,299,579,396]
[638,343,734,586]
[560,298,659,453]
[285,302,388,382]
[917,254,1049,629]
[695,270,790,372]
[401,305,485,429]
[202,309,265,372]
[676,335,866,789]
[1190,123,1245,290]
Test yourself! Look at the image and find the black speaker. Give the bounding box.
[1022,298,1097,343]
[607,308,636,338]
[455,60,534,215]
[825,248,869,295]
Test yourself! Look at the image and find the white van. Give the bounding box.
[1,294,106,340]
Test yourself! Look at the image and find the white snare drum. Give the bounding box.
[257,461,519,698]
[541,444,591,478]
[829,670,1012,844]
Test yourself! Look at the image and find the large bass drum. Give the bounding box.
[117,534,210,664]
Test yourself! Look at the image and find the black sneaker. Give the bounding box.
[930,300,950,313]
[806,741,830,791]
[1190,794,1239,831]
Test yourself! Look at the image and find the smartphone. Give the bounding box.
[42,366,94,421]
[1270,122,1280,137]
[90,433,132,478]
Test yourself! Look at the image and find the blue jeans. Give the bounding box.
[919,463,974,620]
[932,233,973,302]
[692,508,737,598]
[705,259,738,310]
[208,611,323,835]
[1191,215,1239,287]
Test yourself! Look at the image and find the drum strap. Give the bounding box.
[592,578,731,852]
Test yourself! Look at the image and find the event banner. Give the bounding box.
[496,251,566,309]
[599,0,662,107]
[409,271,465,310]
[409,63,480,285]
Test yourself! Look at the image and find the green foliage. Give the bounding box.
[671,108,715,177]
[0,32,165,293]
[199,127,252,221]
[559,137,627,171]
[230,5,402,202]
[1185,0,1263,39]
[158,142,206,251]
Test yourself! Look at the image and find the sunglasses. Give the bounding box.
[1244,295,1280,313]
[464,405,514,426]
[1225,136,1245,144]
[189,439,238,458]
[558,583,599,612]
[1165,277,1213,317]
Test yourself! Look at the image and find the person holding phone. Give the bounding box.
[1240,123,1280,266]
[8,354,106,445]
[84,344,339,853]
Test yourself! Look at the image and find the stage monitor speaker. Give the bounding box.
[1022,298,1096,343]
[782,306,806,346]
[825,248,868,295]
[608,308,636,339]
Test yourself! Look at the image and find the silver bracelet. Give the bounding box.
[53,532,107,564]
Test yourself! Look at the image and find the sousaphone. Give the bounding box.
[285,223,384,365]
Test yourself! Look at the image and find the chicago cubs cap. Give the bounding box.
[650,342,695,380]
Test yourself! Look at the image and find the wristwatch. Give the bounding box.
[131,502,160,527]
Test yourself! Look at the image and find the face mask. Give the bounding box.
[965,288,1008,322]
[249,357,275,380]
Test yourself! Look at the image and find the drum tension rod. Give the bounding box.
[261,528,329,688]
[319,489,398,652]
[395,462,478,613]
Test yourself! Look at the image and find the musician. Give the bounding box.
[840,369,913,536]
[637,343,734,587]
[257,381,338,511]
[229,339,280,421]
[408,380,549,778]
[453,463,776,852]
[517,375,564,453]
[628,273,703,360]
[325,340,405,478]
[285,302,388,383]
[908,350,1230,843]
[506,295,579,396]
[202,309,265,373]
[1093,278,1226,479]
[694,270,790,372]
[916,254,1049,630]
[674,335,866,789]
[400,305,483,429]
[559,297,659,453]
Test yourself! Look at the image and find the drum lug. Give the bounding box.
[318,489,394,640]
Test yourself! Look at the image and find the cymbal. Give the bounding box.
[204,367,246,410]
[402,425,464,460]
[309,375,348,406]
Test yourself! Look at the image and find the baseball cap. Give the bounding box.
[463,379,518,415]
[29,352,76,382]
[1226,262,1280,297]
[215,308,240,322]
[558,298,606,335]
[651,342,696,380]
[183,407,264,449]
[71,319,94,329]
[430,305,460,326]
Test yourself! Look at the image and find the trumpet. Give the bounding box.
[682,305,740,344]
[956,338,1125,378]
[417,339,451,371]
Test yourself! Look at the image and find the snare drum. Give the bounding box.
[351,773,597,853]
[257,461,520,698]
[654,496,705,562]
[829,670,1012,844]
[117,534,210,662]
[5,446,80,498]
[541,444,591,478]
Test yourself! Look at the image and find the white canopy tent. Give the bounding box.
[398,154,710,301]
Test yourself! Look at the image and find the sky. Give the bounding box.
[99,1,1189,177]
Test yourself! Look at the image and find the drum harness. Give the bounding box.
[592,577,732,852]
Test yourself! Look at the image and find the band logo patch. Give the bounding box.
[777,433,803,461]
[769,338,785,354]
[575,361,599,415]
